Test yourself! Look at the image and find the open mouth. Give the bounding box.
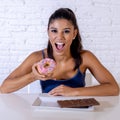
[55,42,65,50]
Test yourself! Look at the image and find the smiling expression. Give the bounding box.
[48,19,77,55]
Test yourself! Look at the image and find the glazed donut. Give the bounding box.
[37,58,56,75]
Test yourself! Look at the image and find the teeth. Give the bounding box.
[56,42,64,45]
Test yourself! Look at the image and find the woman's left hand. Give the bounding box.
[48,85,77,96]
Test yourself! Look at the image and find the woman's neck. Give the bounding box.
[53,52,72,63]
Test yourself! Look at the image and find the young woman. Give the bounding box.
[0,8,119,96]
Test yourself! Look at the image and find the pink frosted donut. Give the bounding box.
[37,58,56,75]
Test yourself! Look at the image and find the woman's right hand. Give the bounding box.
[32,63,56,81]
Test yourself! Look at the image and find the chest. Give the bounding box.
[53,62,79,80]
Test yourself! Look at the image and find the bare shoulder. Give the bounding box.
[26,49,47,62]
[18,49,47,71]
[28,50,42,61]
[80,50,101,68]
[80,50,97,60]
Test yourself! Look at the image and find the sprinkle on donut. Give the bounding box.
[37,58,56,75]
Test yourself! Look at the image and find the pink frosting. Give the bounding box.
[37,58,56,74]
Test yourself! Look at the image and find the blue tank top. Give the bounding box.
[40,50,86,93]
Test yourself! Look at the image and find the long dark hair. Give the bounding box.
[47,8,83,70]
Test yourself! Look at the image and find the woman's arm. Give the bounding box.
[0,51,42,93]
[49,50,119,96]
[80,50,119,96]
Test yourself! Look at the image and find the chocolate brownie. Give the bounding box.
[57,98,100,108]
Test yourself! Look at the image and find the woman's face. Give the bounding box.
[48,19,77,55]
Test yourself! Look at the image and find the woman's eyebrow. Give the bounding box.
[49,27,57,29]
[50,27,71,29]
[64,28,71,30]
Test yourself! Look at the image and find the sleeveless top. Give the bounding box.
[40,50,86,93]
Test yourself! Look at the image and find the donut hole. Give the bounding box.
[44,62,50,68]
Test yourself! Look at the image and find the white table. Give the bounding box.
[0,93,120,120]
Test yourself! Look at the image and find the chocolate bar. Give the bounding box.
[57,98,100,108]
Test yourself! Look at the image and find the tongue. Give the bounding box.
[57,44,63,50]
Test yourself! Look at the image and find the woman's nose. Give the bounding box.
[57,32,64,39]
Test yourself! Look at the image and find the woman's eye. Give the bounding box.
[51,29,57,33]
[64,30,70,33]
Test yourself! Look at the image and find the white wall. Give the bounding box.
[0,0,120,93]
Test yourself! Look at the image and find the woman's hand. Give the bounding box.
[48,85,78,96]
[32,63,56,81]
